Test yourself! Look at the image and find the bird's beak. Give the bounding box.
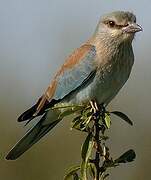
[122,23,143,33]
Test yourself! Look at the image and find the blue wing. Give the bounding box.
[52,44,97,100]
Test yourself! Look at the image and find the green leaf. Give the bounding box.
[103,173,109,179]
[81,161,87,180]
[71,117,86,131]
[58,105,84,119]
[72,114,92,132]
[72,116,81,123]
[53,103,84,110]
[114,149,136,164]
[105,113,111,129]
[83,109,92,119]
[111,111,133,126]
[85,116,92,127]
[100,135,109,141]
[81,133,93,161]
[81,133,94,180]
[64,165,80,180]
[59,109,74,119]
[88,163,96,178]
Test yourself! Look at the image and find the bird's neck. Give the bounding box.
[89,34,133,65]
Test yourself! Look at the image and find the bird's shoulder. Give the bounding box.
[60,44,96,71]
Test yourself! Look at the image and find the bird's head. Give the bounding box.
[95,11,142,43]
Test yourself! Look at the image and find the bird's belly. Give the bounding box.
[92,72,127,105]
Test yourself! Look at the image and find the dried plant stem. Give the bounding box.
[94,115,101,180]
[90,101,105,180]
[91,101,110,180]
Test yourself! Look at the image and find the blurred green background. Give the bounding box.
[0,0,150,179]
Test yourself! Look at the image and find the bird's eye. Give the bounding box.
[124,24,129,27]
[108,21,115,27]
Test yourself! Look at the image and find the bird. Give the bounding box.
[6,11,142,160]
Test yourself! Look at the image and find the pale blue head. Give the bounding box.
[95,11,142,43]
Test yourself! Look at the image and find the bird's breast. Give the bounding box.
[92,48,134,105]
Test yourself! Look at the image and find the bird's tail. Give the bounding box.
[6,111,61,160]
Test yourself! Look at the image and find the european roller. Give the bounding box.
[6,11,142,160]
